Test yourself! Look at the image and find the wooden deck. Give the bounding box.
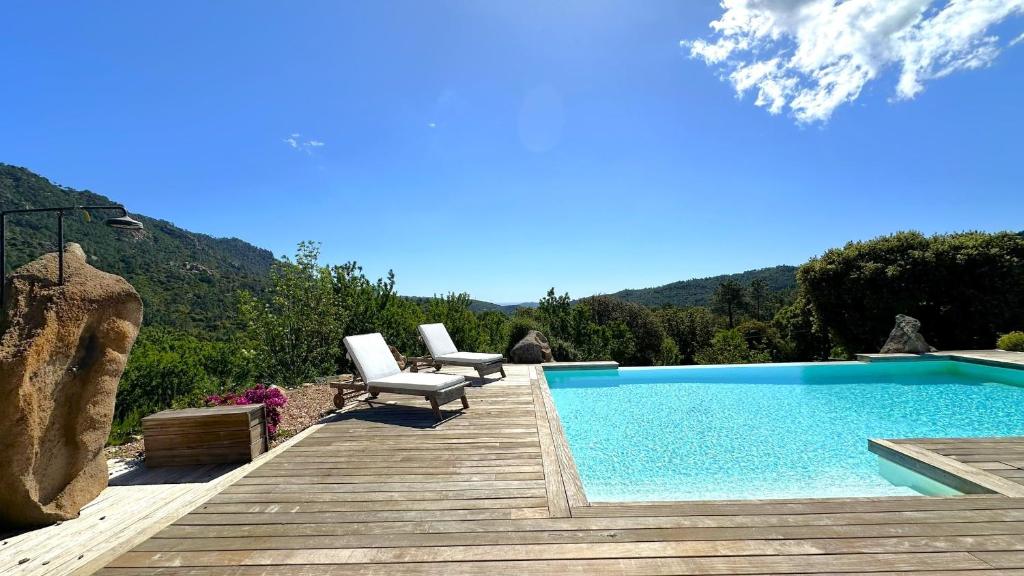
[83,363,1024,575]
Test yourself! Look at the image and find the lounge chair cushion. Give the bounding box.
[343,333,401,383]
[435,352,503,366]
[418,323,459,358]
[368,372,466,392]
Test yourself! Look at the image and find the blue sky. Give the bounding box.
[1,1,1022,303]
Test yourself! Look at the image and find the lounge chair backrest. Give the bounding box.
[418,323,458,358]
[343,333,402,382]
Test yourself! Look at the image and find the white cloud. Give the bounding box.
[283,133,326,153]
[683,0,1024,123]
[1012,31,1024,45]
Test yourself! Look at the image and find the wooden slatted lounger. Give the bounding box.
[342,332,469,419]
[417,322,506,381]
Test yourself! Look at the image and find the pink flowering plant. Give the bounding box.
[207,384,287,438]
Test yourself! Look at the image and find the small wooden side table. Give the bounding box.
[142,404,268,467]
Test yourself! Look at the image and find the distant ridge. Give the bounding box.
[0,164,276,333]
[405,296,536,315]
[1,164,801,329]
[608,265,798,308]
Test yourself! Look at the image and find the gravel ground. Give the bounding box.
[104,381,345,460]
[271,382,338,447]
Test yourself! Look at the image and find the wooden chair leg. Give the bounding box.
[429,396,442,420]
[499,366,506,378]
[460,394,469,409]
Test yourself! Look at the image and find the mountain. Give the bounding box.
[1,164,799,333]
[0,164,275,334]
[608,265,798,308]
[468,300,536,314]
[405,296,535,315]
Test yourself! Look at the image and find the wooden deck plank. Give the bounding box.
[103,545,991,569]
[530,366,571,518]
[134,521,1024,551]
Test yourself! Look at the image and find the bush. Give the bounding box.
[772,293,832,361]
[583,296,668,366]
[505,315,543,357]
[654,306,718,364]
[997,331,1024,352]
[799,231,1024,353]
[114,326,256,439]
[695,329,771,365]
[208,384,288,438]
[549,337,581,362]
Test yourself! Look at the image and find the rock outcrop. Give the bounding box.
[879,314,935,354]
[0,244,143,527]
[510,330,553,364]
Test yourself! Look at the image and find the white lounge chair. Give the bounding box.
[417,323,506,381]
[342,333,469,419]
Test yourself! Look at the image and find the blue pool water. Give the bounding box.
[545,360,1024,501]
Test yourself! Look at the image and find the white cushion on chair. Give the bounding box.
[368,372,465,392]
[343,333,401,383]
[418,323,459,357]
[436,352,503,365]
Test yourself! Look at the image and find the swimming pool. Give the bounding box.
[545,360,1024,501]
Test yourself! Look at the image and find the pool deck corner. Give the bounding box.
[871,437,1024,498]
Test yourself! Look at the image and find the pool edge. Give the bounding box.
[532,366,590,509]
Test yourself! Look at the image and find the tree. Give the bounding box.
[748,278,770,320]
[694,329,770,365]
[238,242,342,387]
[772,292,832,361]
[538,288,573,341]
[711,280,747,328]
[654,306,718,364]
[584,296,669,366]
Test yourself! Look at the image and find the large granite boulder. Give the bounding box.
[510,330,553,364]
[879,314,935,354]
[0,244,143,526]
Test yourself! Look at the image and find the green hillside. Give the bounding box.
[0,164,275,334]
[609,265,798,308]
[1,164,797,335]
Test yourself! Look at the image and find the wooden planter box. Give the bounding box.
[142,404,268,467]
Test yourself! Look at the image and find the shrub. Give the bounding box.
[549,337,581,362]
[208,384,288,438]
[583,296,667,366]
[505,315,543,357]
[114,326,256,439]
[799,231,1024,353]
[654,306,718,365]
[695,329,771,365]
[771,293,832,361]
[997,331,1024,352]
